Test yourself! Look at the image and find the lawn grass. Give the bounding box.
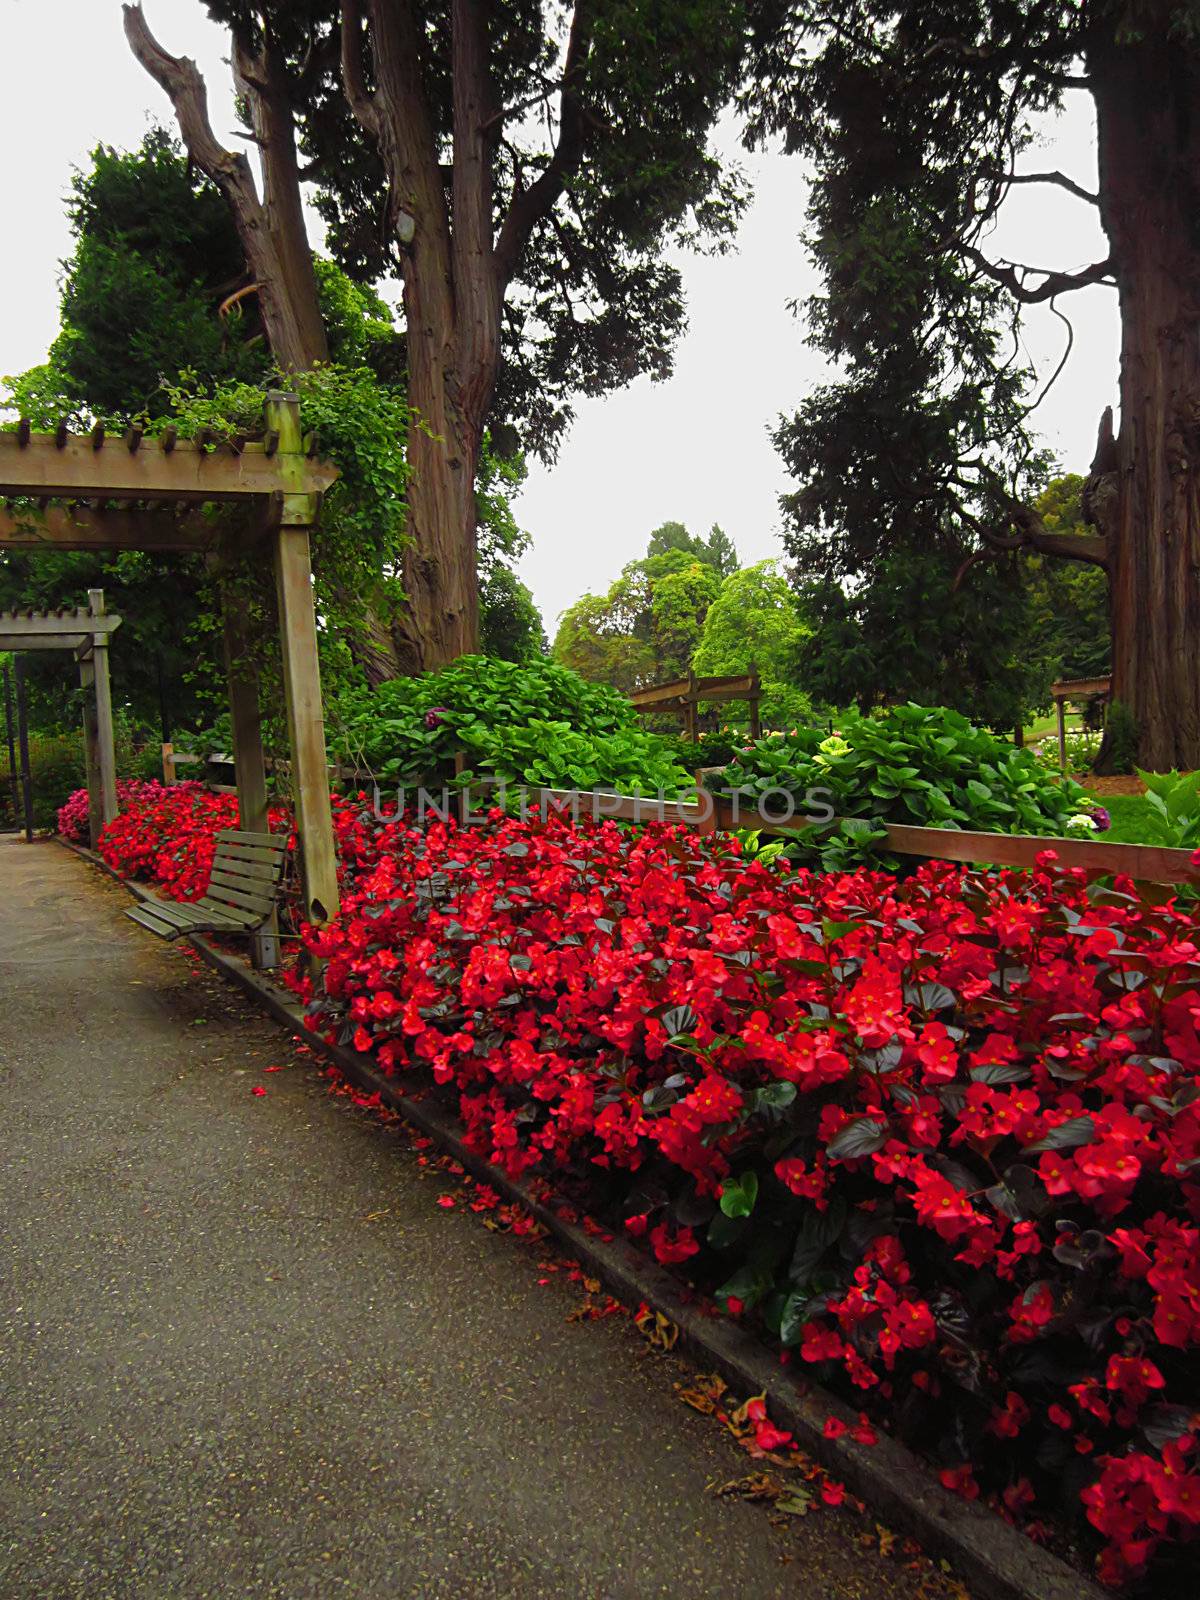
[1083,790,1156,845]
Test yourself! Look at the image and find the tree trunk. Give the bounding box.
[1090,17,1200,770]
[392,351,483,671]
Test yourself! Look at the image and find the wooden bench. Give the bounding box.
[124,829,289,941]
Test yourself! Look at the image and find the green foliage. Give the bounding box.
[52,129,266,420]
[647,520,739,578]
[1134,769,1200,850]
[458,720,692,795]
[0,716,156,831]
[796,550,1048,732]
[1023,477,1111,681]
[553,592,656,692]
[692,560,813,730]
[0,551,219,740]
[476,446,546,662]
[707,705,1093,863]
[553,521,734,691]
[743,6,1106,729]
[0,731,84,831]
[479,564,547,662]
[1030,726,1101,777]
[330,654,691,795]
[673,728,753,771]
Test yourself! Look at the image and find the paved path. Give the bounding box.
[0,837,932,1599]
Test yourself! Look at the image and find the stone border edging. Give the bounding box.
[69,840,1106,1600]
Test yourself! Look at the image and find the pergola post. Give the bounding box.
[1056,695,1068,777]
[14,657,33,842]
[88,590,119,827]
[77,650,104,848]
[685,671,699,744]
[265,391,339,930]
[218,566,278,969]
[3,663,18,829]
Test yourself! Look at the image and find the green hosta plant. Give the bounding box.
[1135,769,1200,850]
[706,705,1092,865]
[458,720,692,796]
[330,654,690,795]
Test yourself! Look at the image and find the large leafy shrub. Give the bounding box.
[331,655,692,795]
[1134,770,1200,851]
[293,807,1200,1592]
[2,719,160,831]
[708,705,1094,846]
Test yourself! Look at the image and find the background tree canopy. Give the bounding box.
[553,521,735,691]
[692,560,812,730]
[128,0,751,668]
[742,0,1196,766]
[1,132,542,737]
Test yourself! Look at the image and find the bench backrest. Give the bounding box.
[204,829,289,923]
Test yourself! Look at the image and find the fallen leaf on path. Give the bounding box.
[634,1304,679,1350]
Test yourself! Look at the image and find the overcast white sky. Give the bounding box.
[0,1,1120,631]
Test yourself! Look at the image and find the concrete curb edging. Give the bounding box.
[71,842,1105,1600]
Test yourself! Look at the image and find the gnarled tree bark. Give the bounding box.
[124,3,328,374]
[1088,14,1200,770]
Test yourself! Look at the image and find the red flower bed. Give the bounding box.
[293,806,1200,1591]
[95,783,289,900]
[57,778,171,843]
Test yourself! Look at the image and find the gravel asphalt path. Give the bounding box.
[0,835,944,1600]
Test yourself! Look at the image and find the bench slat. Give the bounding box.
[125,905,184,939]
[214,846,288,873]
[206,872,278,912]
[134,897,210,931]
[195,894,263,927]
[208,864,278,897]
[215,829,288,851]
[209,853,279,883]
[203,870,276,908]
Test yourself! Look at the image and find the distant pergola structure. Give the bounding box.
[1051,674,1112,775]
[0,591,121,845]
[628,670,762,743]
[0,392,340,957]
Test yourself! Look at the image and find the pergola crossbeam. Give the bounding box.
[0,502,235,553]
[0,634,92,652]
[629,669,763,741]
[0,608,121,637]
[0,429,336,502]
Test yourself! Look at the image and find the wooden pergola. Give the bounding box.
[629,670,762,742]
[0,591,121,845]
[0,392,340,954]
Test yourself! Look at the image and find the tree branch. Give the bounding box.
[124,3,325,372]
[340,0,378,137]
[954,496,1109,588]
[988,167,1099,206]
[493,2,592,290]
[123,4,256,199]
[961,244,1116,303]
